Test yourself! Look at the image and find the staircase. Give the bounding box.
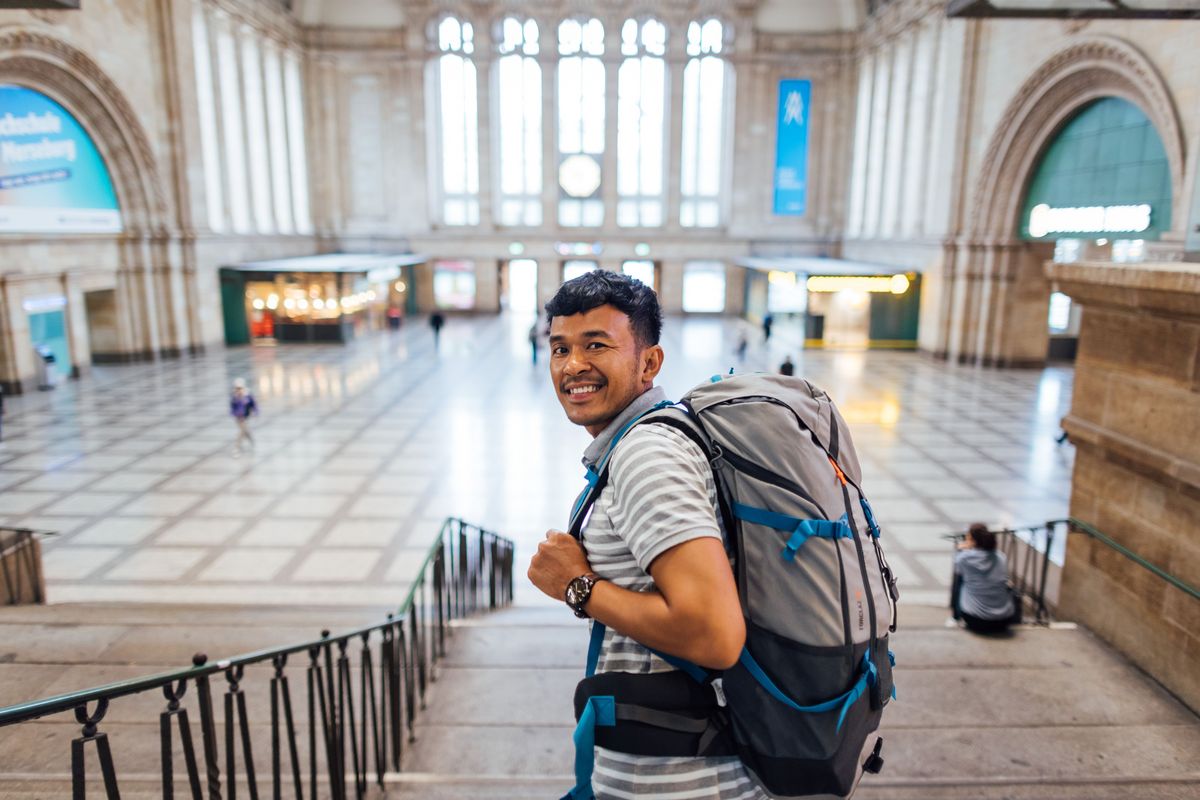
[2,601,1198,799]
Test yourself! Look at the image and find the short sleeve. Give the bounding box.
[606,424,722,573]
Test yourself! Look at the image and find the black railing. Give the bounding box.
[943,519,1067,625]
[0,517,514,799]
[0,526,50,605]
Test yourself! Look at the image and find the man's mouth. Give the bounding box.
[564,383,604,400]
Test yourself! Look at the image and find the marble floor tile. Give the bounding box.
[19,472,99,492]
[102,548,208,581]
[156,518,245,545]
[347,495,419,518]
[41,546,122,580]
[270,494,347,517]
[871,497,944,524]
[239,519,322,547]
[323,520,402,547]
[292,549,381,582]
[72,516,168,546]
[191,492,279,517]
[118,493,204,516]
[0,471,37,490]
[293,474,367,493]
[3,492,65,515]
[198,548,295,581]
[88,472,168,492]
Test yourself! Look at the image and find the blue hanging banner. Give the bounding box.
[773,79,811,216]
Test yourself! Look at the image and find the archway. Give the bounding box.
[0,29,176,390]
[945,36,1186,366]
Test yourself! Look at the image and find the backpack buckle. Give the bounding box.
[710,678,727,708]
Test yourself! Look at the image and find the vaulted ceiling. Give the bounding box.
[290,0,867,33]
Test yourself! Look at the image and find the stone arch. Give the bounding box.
[944,36,1187,367]
[0,27,171,234]
[970,35,1186,242]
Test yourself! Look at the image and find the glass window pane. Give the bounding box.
[683,261,726,312]
[563,260,598,282]
[680,22,730,229]
[622,260,655,290]
[434,260,476,309]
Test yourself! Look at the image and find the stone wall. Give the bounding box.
[1052,260,1200,711]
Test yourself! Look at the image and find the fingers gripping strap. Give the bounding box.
[739,649,878,732]
[731,503,853,560]
[562,696,616,800]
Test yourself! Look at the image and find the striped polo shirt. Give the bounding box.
[580,387,768,800]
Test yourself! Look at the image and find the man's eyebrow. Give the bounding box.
[548,330,615,342]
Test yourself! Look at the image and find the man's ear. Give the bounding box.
[640,344,665,385]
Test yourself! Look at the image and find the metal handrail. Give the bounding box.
[1068,517,1200,602]
[0,517,516,800]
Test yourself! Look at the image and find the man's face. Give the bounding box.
[549,305,663,436]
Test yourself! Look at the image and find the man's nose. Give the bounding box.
[563,348,589,374]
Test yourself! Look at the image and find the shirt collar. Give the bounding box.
[582,386,669,469]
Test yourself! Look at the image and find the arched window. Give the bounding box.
[496,17,542,226]
[557,17,605,227]
[617,18,667,228]
[435,16,480,226]
[680,18,731,228]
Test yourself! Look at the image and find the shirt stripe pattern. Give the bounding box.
[583,421,768,800]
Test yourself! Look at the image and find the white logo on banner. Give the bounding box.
[1027,203,1151,238]
[783,91,805,126]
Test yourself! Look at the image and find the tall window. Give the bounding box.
[263,43,294,234]
[617,18,667,228]
[215,21,251,233]
[680,19,730,228]
[240,33,273,233]
[558,18,605,227]
[283,52,312,233]
[191,6,224,231]
[497,17,542,226]
[436,17,479,226]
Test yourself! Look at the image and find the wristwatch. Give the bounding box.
[565,573,601,619]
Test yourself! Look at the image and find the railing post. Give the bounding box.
[270,654,302,800]
[1038,522,1055,624]
[222,664,259,800]
[161,679,202,800]
[193,654,223,800]
[71,699,121,800]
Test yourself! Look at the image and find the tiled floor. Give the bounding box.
[0,314,1074,607]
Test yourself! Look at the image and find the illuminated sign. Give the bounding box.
[1027,203,1150,238]
[554,241,603,256]
[806,275,911,295]
[0,85,122,233]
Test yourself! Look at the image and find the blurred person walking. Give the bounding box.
[229,378,258,457]
[779,355,795,376]
[430,312,446,351]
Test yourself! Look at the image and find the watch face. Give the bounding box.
[566,578,583,605]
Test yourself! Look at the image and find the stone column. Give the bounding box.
[664,39,686,235]
[474,23,496,232]
[60,271,91,378]
[1051,261,1200,712]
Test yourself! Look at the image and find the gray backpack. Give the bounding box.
[566,374,900,800]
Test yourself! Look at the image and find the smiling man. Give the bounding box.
[528,271,764,799]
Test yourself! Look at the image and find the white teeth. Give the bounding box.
[569,386,599,395]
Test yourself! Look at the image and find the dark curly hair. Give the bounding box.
[968,523,997,551]
[545,270,662,347]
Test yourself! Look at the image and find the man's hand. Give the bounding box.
[528,530,593,601]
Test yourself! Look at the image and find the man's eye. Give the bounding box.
[552,347,567,356]
[587,342,605,350]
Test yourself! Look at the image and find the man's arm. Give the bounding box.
[528,533,745,670]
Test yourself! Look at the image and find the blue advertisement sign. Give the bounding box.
[773,79,811,216]
[0,84,122,232]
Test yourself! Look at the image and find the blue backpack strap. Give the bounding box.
[739,648,877,732]
[585,622,605,678]
[561,695,616,800]
[731,503,853,561]
[859,497,881,538]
